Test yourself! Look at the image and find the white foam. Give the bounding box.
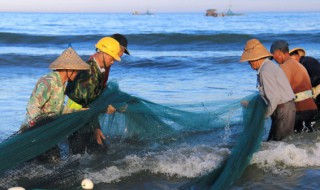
[88,134,320,183]
[151,145,228,178]
[251,141,320,174]
[87,144,230,183]
[87,155,147,183]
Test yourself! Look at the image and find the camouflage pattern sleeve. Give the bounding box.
[26,76,52,122]
[66,59,104,107]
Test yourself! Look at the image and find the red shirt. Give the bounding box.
[280,58,317,112]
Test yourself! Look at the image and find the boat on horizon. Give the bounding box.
[205,7,243,17]
[132,9,154,16]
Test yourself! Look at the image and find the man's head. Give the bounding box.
[240,39,272,70]
[111,33,130,56]
[270,40,290,64]
[96,37,121,61]
[289,47,306,62]
[49,47,90,81]
[95,37,122,69]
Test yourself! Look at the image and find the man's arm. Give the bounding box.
[26,78,51,125]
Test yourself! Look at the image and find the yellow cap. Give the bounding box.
[95,37,121,61]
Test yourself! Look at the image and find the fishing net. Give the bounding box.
[0,81,266,189]
[180,94,266,190]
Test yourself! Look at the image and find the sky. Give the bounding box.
[0,0,320,13]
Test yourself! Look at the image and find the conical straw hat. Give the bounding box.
[240,39,273,62]
[50,47,90,70]
[289,47,306,56]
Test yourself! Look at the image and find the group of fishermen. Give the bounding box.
[241,39,320,141]
[21,34,130,160]
[21,35,320,161]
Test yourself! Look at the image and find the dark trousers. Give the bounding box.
[295,109,318,133]
[315,95,320,110]
[268,100,296,141]
[68,118,108,155]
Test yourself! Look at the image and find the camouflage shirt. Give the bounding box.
[66,58,110,107]
[26,71,66,123]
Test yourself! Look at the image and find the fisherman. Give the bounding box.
[271,40,317,133]
[21,47,90,161]
[289,47,320,109]
[240,39,296,141]
[22,47,90,129]
[66,35,130,154]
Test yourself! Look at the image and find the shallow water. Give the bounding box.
[1,12,320,189]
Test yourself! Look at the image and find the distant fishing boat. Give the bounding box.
[132,9,154,16]
[224,7,243,16]
[205,9,219,17]
[144,9,154,15]
[205,6,243,17]
[132,11,140,15]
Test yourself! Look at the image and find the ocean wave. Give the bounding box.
[1,32,320,49]
[0,32,99,46]
[0,52,242,70]
[0,54,64,68]
[0,46,93,56]
[251,133,320,174]
[87,144,230,184]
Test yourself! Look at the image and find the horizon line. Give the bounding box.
[0,10,319,14]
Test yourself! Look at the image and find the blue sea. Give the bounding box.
[1,12,320,189]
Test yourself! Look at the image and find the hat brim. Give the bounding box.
[49,47,90,70]
[124,47,130,55]
[240,53,273,62]
[289,47,306,56]
[240,39,273,62]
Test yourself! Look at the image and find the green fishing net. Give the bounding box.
[0,81,266,189]
[180,94,266,190]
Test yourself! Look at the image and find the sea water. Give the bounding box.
[1,12,320,189]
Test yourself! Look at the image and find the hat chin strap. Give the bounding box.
[101,53,108,73]
[66,70,75,82]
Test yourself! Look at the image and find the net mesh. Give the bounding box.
[180,94,266,190]
[0,81,266,189]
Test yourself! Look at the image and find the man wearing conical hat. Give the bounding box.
[22,47,89,129]
[271,40,318,133]
[240,39,296,141]
[290,47,320,108]
[66,37,124,154]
